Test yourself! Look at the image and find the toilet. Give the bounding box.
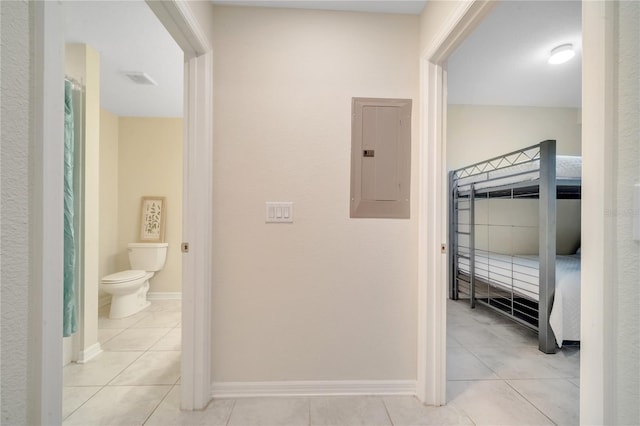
[101,242,168,319]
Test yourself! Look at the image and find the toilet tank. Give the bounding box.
[127,242,168,271]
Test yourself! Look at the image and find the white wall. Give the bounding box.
[117,117,183,294]
[0,1,31,422]
[211,6,419,382]
[614,2,639,423]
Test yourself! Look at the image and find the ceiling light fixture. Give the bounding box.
[548,44,575,65]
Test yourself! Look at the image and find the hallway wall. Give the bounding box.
[210,5,420,382]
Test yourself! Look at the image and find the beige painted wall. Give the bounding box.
[99,109,120,284]
[447,105,582,170]
[117,117,183,294]
[211,6,419,382]
[448,105,582,255]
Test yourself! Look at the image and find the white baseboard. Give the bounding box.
[211,380,417,398]
[75,342,102,364]
[147,292,182,300]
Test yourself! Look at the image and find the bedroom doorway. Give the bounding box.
[441,1,581,422]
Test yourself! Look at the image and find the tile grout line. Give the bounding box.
[64,301,182,423]
[380,396,395,426]
[141,383,176,426]
[503,379,559,426]
[225,399,238,426]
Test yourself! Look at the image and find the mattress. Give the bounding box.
[457,251,581,345]
[456,155,581,191]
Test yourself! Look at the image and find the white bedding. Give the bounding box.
[456,155,582,191]
[458,251,581,346]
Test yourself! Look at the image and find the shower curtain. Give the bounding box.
[63,79,78,337]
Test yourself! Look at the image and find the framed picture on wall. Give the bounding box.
[139,196,166,243]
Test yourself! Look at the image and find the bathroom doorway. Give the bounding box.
[54,3,211,420]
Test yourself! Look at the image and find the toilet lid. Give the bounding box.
[102,269,147,284]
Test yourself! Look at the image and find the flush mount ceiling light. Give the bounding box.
[548,44,575,65]
[123,71,158,86]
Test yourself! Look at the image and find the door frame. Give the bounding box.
[145,0,214,411]
[419,1,614,423]
[416,0,496,405]
[33,1,214,422]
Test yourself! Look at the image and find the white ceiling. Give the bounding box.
[62,0,580,117]
[211,1,427,15]
[64,1,183,117]
[447,1,582,107]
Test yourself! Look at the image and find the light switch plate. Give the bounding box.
[266,202,294,223]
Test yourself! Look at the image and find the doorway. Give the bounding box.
[31,1,213,423]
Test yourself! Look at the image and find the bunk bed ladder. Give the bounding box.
[539,140,558,354]
[469,183,476,309]
[449,171,457,300]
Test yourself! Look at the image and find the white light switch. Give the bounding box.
[266,202,294,223]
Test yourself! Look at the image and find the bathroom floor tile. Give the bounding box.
[228,397,309,426]
[310,396,391,426]
[63,385,171,425]
[63,351,143,386]
[383,396,474,425]
[98,328,124,345]
[98,310,151,329]
[131,310,181,328]
[507,379,579,426]
[109,351,181,385]
[145,385,235,426]
[447,380,553,425]
[147,300,182,313]
[101,328,172,352]
[150,327,181,351]
[62,386,102,420]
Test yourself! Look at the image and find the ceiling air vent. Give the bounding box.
[123,71,158,86]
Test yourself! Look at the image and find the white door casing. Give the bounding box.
[30,1,214,422]
[417,0,498,406]
[145,0,214,410]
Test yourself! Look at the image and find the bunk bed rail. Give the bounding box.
[449,140,559,354]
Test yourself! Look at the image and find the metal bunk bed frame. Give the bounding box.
[449,140,580,354]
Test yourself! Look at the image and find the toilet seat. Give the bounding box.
[102,269,147,284]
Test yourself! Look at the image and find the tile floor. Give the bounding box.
[63,299,579,425]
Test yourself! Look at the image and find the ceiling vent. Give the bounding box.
[123,71,158,86]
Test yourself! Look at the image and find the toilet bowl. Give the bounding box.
[101,270,153,319]
[100,242,168,319]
